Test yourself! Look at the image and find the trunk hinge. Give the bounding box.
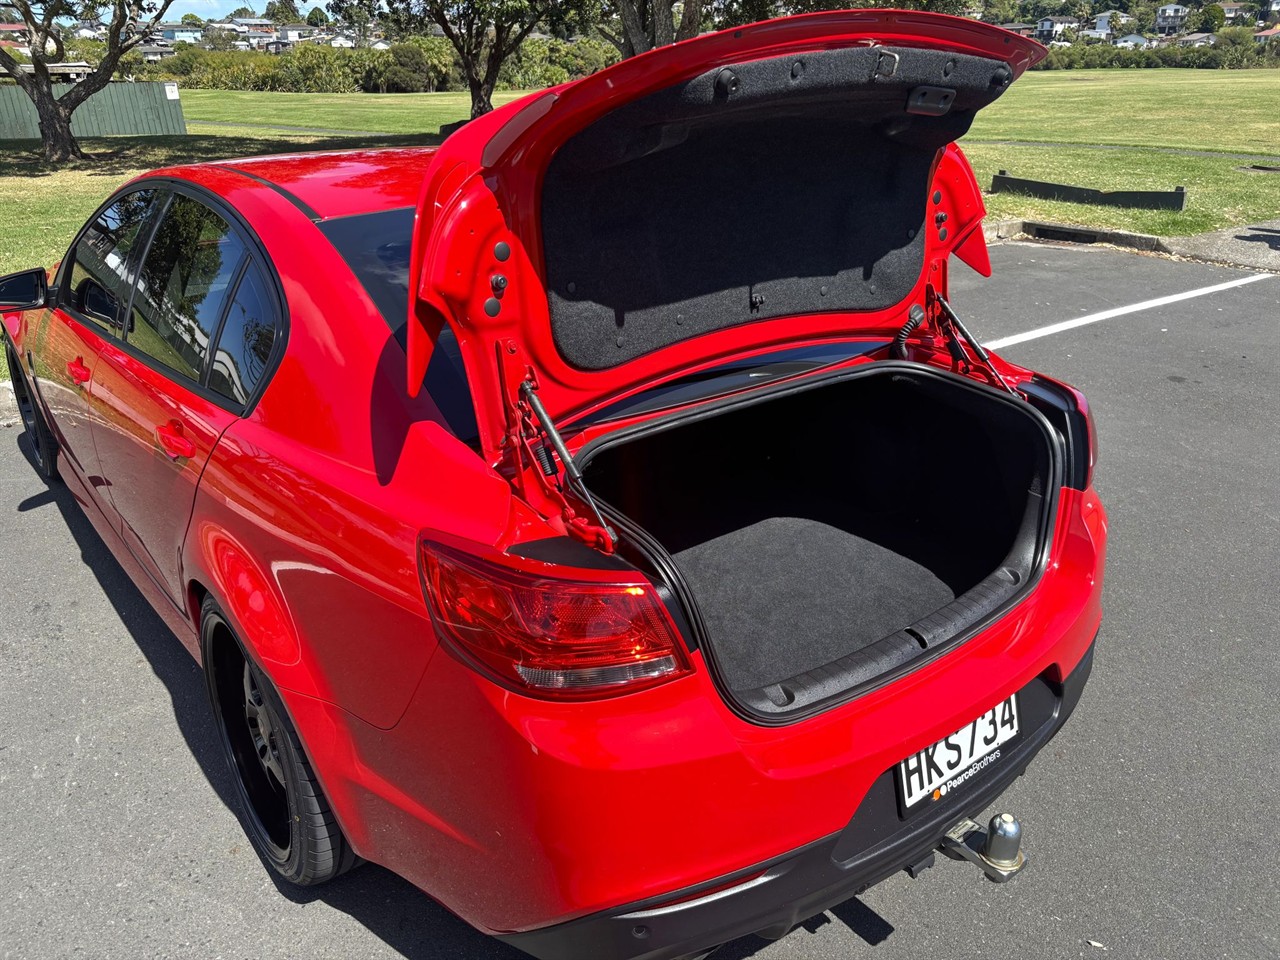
[496,340,616,553]
[926,286,1020,397]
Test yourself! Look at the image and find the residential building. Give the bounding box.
[1255,26,1280,42]
[999,22,1036,37]
[155,22,203,43]
[329,35,355,47]
[1155,4,1189,34]
[1035,15,1080,40]
[1176,31,1215,45]
[1114,33,1151,48]
[278,23,314,42]
[138,43,178,62]
[1217,2,1247,20]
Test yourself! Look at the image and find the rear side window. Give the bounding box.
[130,195,246,383]
[67,189,159,328]
[209,260,276,406]
[318,207,478,443]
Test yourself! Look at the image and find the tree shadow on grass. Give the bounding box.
[0,130,447,180]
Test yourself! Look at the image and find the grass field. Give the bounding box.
[966,69,1280,156]
[2,70,1277,383]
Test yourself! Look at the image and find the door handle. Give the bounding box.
[156,420,196,460]
[67,357,91,385]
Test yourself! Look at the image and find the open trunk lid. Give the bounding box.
[407,12,1045,463]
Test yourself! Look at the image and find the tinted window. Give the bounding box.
[67,189,159,328]
[318,208,477,443]
[130,195,246,383]
[209,261,276,406]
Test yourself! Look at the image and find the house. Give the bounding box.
[328,35,355,48]
[1035,15,1079,41]
[1217,2,1247,20]
[278,23,314,42]
[263,39,292,53]
[0,22,27,41]
[1176,31,1216,45]
[999,22,1036,37]
[1255,26,1280,42]
[1089,9,1133,36]
[1155,4,1189,34]
[155,22,203,43]
[1114,33,1151,48]
[137,43,178,62]
[18,60,92,81]
[370,38,391,49]
[71,20,105,39]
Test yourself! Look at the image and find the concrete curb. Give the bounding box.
[983,219,1171,253]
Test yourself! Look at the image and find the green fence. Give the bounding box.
[0,81,187,140]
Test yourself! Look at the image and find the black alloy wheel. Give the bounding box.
[202,596,357,885]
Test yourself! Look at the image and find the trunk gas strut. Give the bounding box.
[519,380,617,546]
[931,290,1019,397]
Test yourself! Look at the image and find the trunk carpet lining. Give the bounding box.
[672,516,956,692]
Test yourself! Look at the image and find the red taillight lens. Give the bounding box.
[419,540,691,698]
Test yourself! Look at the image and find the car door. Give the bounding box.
[30,189,161,496]
[90,189,282,611]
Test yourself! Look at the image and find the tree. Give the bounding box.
[1191,1,1225,30]
[0,0,180,162]
[306,4,330,24]
[594,0,706,58]
[326,0,376,45]
[369,0,581,118]
[203,25,242,49]
[180,11,203,22]
[265,0,301,22]
[228,5,257,16]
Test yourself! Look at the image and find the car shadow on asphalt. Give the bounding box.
[13,429,898,960]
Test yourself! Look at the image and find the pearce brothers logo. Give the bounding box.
[932,749,1002,802]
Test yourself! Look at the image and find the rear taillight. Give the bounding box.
[419,540,691,698]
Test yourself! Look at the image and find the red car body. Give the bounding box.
[2,12,1105,960]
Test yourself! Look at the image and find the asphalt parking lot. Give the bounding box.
[2,241,1277,960]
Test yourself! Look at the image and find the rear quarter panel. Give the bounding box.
[170,169,517,729]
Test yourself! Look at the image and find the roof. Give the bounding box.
[1255,26,1280,35]
[201,148,440,221]
[1040,16,1079,23]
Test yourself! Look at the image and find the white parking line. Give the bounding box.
[984,273,1275,350]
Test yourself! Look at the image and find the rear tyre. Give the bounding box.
[202,596,357,886]
[6,344,59,483]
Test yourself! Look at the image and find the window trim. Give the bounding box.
[63,177,291,418]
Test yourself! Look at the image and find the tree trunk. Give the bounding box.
[31,82,84,163]
[466,70,494,118]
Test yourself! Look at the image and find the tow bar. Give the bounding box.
[938,813,1027,883]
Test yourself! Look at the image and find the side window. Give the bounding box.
[66,189,159,329]
[209,261,277,406]
[129,194,246,384]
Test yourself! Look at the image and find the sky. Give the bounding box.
[158,0,328,20]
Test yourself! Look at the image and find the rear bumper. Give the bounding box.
[500,639,1095,960]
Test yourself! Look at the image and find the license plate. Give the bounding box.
[897,696,1020,810]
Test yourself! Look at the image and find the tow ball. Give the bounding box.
[938,813,1027,883]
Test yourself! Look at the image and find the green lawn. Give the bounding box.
[180,89,527,135]
[966,70,1280,156]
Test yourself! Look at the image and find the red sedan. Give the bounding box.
[0,12,1105,960]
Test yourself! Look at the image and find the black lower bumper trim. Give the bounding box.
[500,640,1096,960]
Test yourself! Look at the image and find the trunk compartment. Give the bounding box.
[579,364,1058,720]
